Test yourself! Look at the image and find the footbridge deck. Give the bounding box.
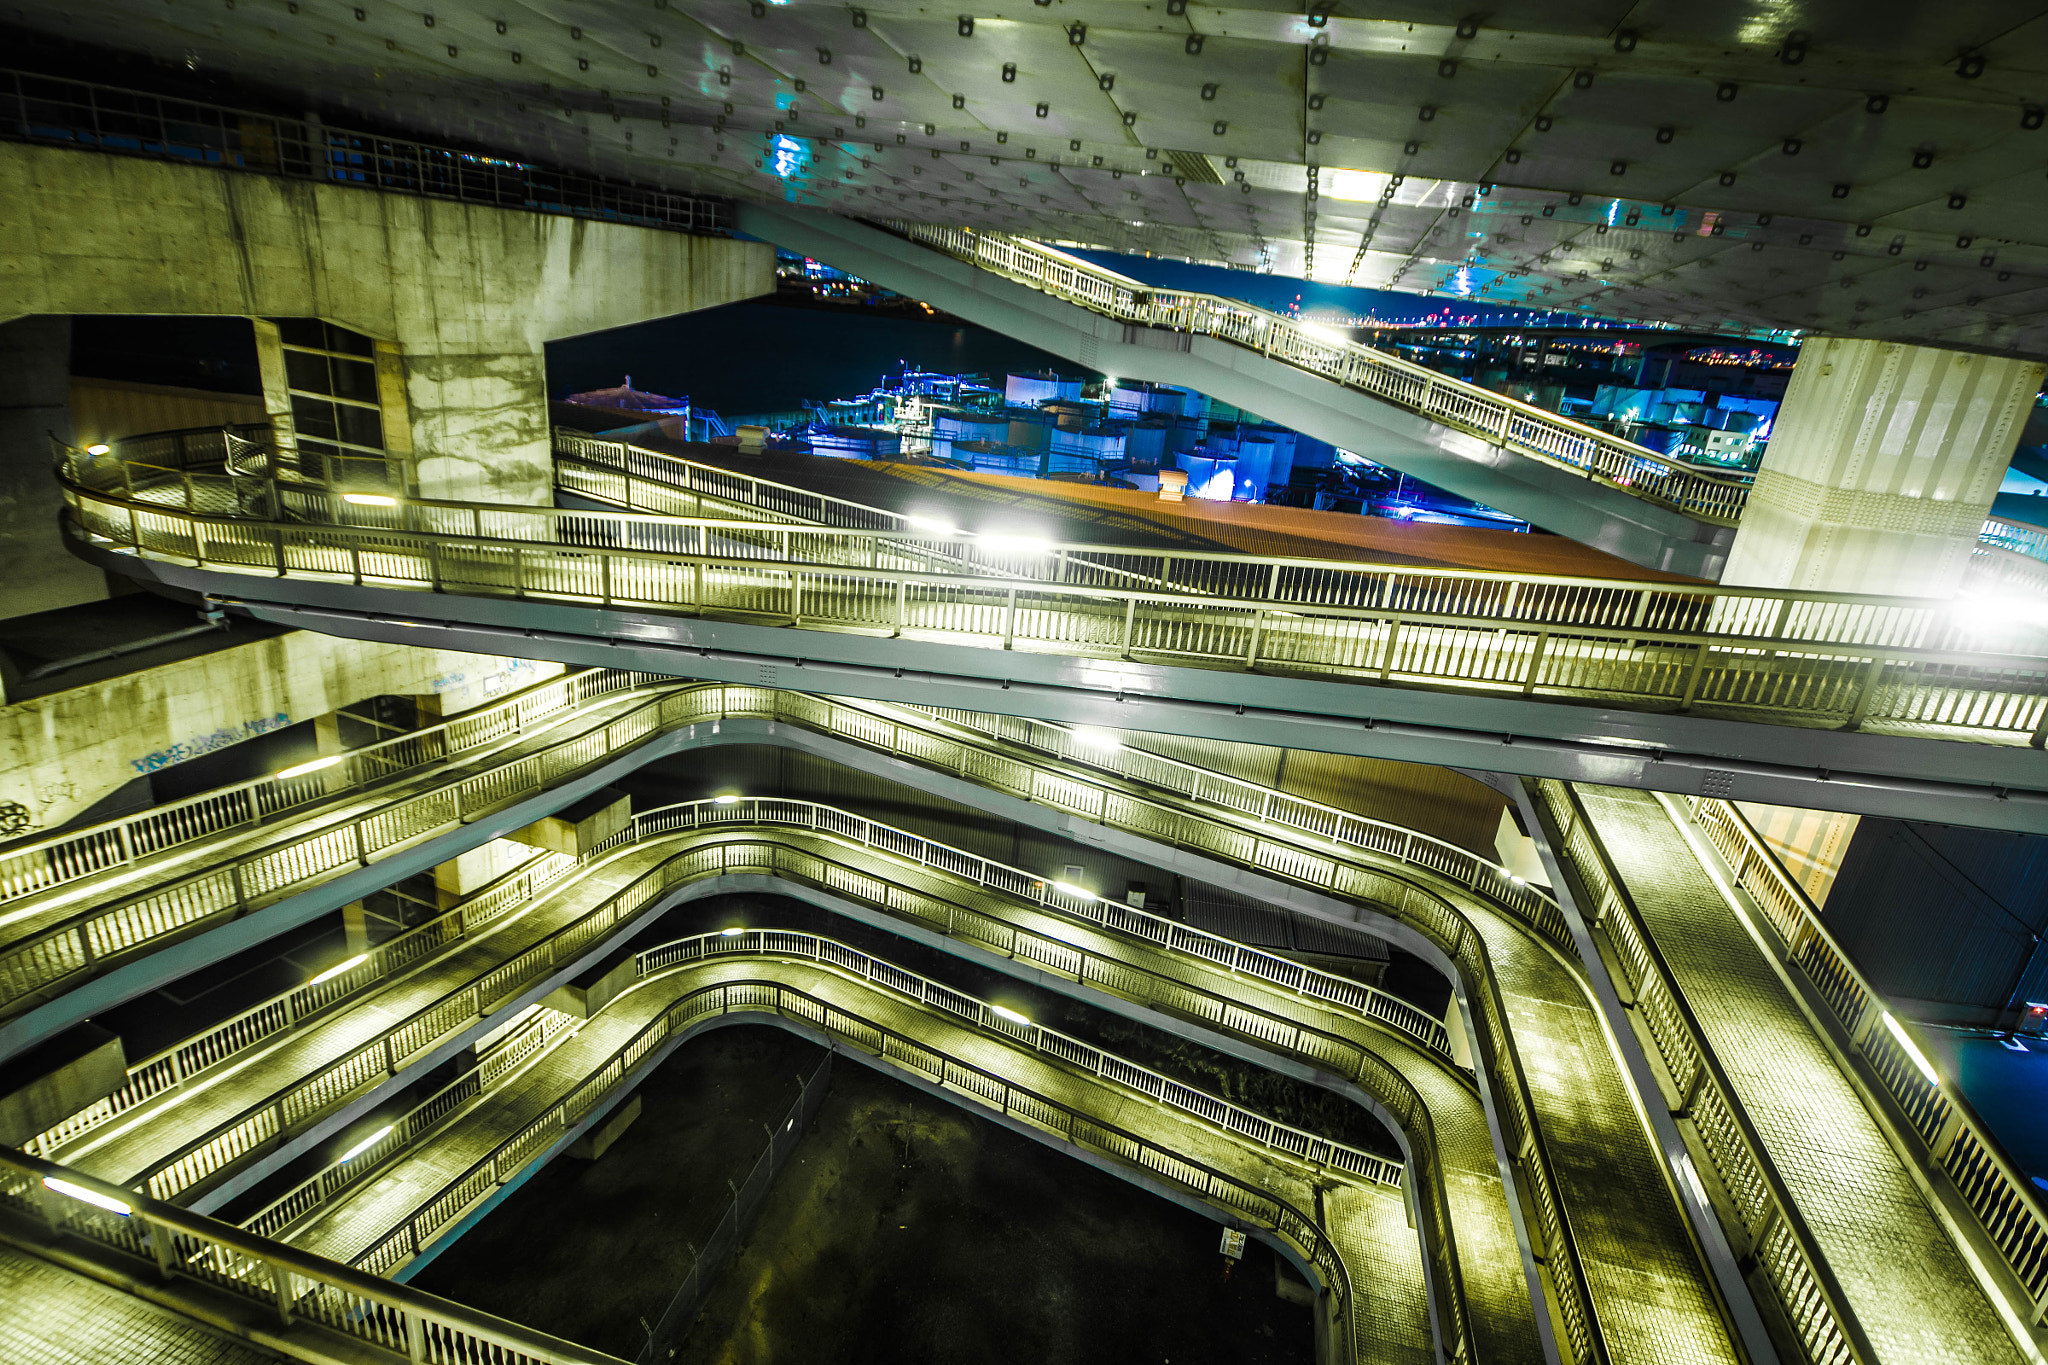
[55,436,2048,830]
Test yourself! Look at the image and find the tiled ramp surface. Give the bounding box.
[1575,786,2025,1365]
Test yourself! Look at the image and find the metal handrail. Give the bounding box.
[19,704,1589,1359]
[238,1007,579,1243]
[0,671,684,1020]
[1,68,731,236]
[1983,517,2048,568]
[57,453,2048,748]
[1682,794,2048,1329]
[17,673,1592,1150]
[0,1146,627,1365]
[1537,780,1870,1365]
[886,222,1755,526]
[338,965,1369,1360]
[0,663,654,906]
[81,800,1452,1204]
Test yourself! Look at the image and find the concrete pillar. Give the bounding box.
[0,316,108,620]
[250,319,299,464]
[433,838,544,909]
[1721,337,2045,596]
[403,345,552,504]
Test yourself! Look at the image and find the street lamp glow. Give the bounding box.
[1070,727,1122,752]
[720,926,746,937]
[1300,322,1351,346]
[712,793,742,806]
[340,1125,394,1161]
[1050,881,1088,899]
[1882,1012,1942,1086]
[342,493,398,507]
[991,1005,1032,1027]
[907,514,961,537]
[42,1177,130,1216]
[85,444,111,456]
[309,953,369,986]
[275,754,343,781]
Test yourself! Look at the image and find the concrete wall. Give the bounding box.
[0,635,562,836]
[0,141,773,503]
[68,376,267,448]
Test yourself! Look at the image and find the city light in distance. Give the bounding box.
[309,953,369,985]
[42,1177,130,1216]
[275,754,343,781]
[340,1125,394,1161]
[991,1005,1032,1026]
[342,493,398,507]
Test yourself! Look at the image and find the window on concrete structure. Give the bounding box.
[271,318,386,474]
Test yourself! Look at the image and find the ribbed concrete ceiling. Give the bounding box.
[17,2,2048,355]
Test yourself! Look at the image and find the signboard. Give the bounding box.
[1218,1228,1246,1260]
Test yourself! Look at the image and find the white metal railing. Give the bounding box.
[0,1146,626,1365]
[1,675,1570,1034]
[1983,517,2048,567]
[336,960,1369,1362]
[24,778,1553,1363]
[0,664,653,908]
[1538,781,1868,1365]
[75,799,1452,1203]
[0,670,684,1014]
[10,673,1593,1365]
[887,223,1756,526]
[57,451,2048,748]
[1682,794,2048,1335]
[238,1007,579,1243]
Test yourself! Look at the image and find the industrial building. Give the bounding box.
[4,7,2048,1365]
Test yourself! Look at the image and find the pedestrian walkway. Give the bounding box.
[279,948,1434,1365]
[1573,786,2027,1365]
[18,686,1750,1365]
[0,1242,281,1365]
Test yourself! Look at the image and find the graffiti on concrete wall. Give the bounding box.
[130,712,292,775]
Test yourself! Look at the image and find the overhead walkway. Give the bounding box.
[1537,784,2040,1365]
[55,432,2048,830]
[0,672,1762,1364]
[733,203,1744,580]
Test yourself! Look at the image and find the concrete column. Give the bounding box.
[433,838,544,909]
[0,316,108,620]
[1721,337,2044,596]
[249,319,299,463]
[402,344,551,504]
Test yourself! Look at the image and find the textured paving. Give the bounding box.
[0,1243,280,1365]
[1575,785,2026,1365]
